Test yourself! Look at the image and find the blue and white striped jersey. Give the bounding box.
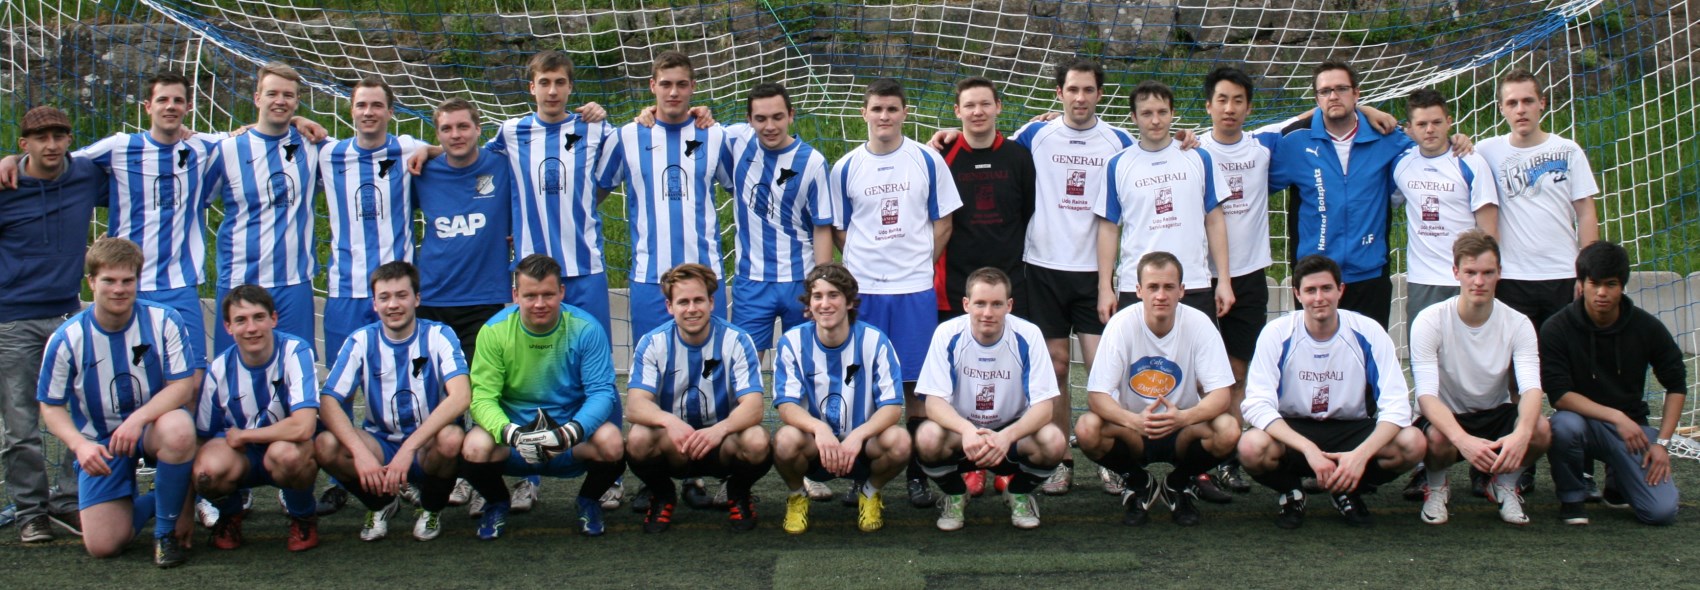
[319,134,425,298]
[195,331,319,438]
[488,114,614,277]
[628,316,763,428]
[716,126,832,282]
[76,132,223,292]
[599,118,730,283]
[37,301,195,441]
[321,319,469,441]
[773,321,903,438]
[206,128,323,289]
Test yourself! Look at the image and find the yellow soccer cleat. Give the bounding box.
[857,491,885,532]
[783,493,810,534]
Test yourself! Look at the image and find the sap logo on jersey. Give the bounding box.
[434,213,487,238]
[1126,356,1182,400]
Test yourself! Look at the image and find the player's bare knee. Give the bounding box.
[461,428,497,461]
[153,413,197,462]
[312,432,342,463]
[1237,430,1276,469]
[84,538,124,559]
[588,423,624,460]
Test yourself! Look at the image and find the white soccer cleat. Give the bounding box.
[196,498,220,528]
[1008,492,1041,529]
[1040,468,1072,495]
[600,478,625,510]
[1099,467,1125,496]
[1494,483,1530,525]
[511,479,537,513]
[448,479,472,507]
[360,498,401,541]
[936,494,967,531]
[413,509,441,541]
[803,478,834,502]
[1419,480,1450,525]
[467,491,486,518]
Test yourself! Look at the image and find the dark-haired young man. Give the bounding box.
[1394,89,1499,329]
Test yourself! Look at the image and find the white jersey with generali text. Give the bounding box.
[1242,309,1412,429]
[321,320,469,442]
[1475,135,1599,281]
[1410,297,1541,414]
[320,134,425,298]
[207,128,323,289]
[915,314,1060,429]
[195,331,319,437]
[1197,131,1278,277]
[1097,143,1218,291]
[716,125,833,283]
[1087,303,1234,413]
[599,118,731,283]
[1012,119,1135,271]
[488,113,615,277]
[829,138,963,294]
[1392,149,1496,286]
[76,132,223,292]
[37,302,195,441]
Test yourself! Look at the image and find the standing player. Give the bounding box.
[1410,230,1549,526]
[38,238,198,567]
[1394,89,1499,329]
[0,106,96,542]
[1541,241,1684,526]
[1075,253,1239,526]
[1237,255,1425,528]
[934,77,1036,322]
[829,78,963,508]
[1479,69,1600,330]
[1097,81,1232,318]
[599,50,732,342]
[456,254,625,539]
[193,285,321,551]
[772,263,911,534]
[624,263,771,532]
[914,268,1065,530]
[316,262,470,542]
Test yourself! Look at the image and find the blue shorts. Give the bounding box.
[140,286,208,370]
[562,273,613,342]
[376,437,430,482]
[629,280,727,346]
[75,438,149,510]
[858,290,938,382]
[501,447,588,479]
[730,279,805,351]
[215,283,315,356]
[233,441,284,488]
[322,296,377,361]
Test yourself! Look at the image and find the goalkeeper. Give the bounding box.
[458,254,625,540]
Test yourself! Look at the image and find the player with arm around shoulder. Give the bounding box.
[914,267,1066,530]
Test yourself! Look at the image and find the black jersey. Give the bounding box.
[934,134,1037,314]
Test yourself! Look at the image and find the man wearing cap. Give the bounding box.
[0,106,104,543]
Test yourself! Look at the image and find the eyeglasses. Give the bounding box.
[1316,85,1356,98]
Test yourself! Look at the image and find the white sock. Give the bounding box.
[1492,472,1520,498]
[861,481,879,498]
[790,488,806,498]
[1426,467,1448,489]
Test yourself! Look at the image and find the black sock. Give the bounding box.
[726,455,772,501]
[925,462,969,495]
[1249,453,1303,493]
[458,458,511,505]
[1094,438,1143,476]
[418,474,455,513]
[347,485,395,512]
[630,457,677,502]
[905,420,926,481]
[578,458,626,501]
[1172,438,1218,481]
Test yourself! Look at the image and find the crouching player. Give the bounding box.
[38,238,198,567]
[1075,253,1239,527]
[625,263,771,533]
[316,261,471,542]
[915,268,1066,531]
[457,254,625,539]
[194,285,321,551]
[773,262,911,534]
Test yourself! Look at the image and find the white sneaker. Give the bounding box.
[1099,467,1125,496]
[599,478,625,510]
[448,479,472,506]
[1008,492,1041,529]
[467,491,486,518]
[413,509,441,541]
[511,479,537,513]
[196,498,220,528]
[936,494,967,531]
[360,498,401,541]
[399,484,422,507]
[1495,483,1529,525]
[1040,468,1072,495]
[803,478,834,502]
[1420,480,1450,525]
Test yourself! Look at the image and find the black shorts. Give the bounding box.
[932,444,1031,477]
[805,438,876,483]
[1416,403,1519,441]
[669,455,736,479]
[1284,418,1378,453]
[1338,274,1392,329]
[1024,265,1105,338]
[1116,289,1217,327]
[1496,278,1573,330]
[418,304,506,359]
[1213,269,1268,362]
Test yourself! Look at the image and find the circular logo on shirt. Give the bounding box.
[664,165,688,201]
[538,157,565,194]
[267,172,296,208]
[1126,356,1182,401]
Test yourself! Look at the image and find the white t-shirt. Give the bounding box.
[1241,309,1412,430]
[1011,119,1135,271]
[1197,131,1278,277]
[1475,134,1600,280]
[915,314,1060,430]
[1409,297,1541,414]
[1087,303,1234,413]
[1097,143,1218,291]
[829,138,963,294]
[1391,149,1497,286]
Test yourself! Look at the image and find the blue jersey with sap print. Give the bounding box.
[629,316,763,428]
[416,148,515,306]
[77,132,222,292]
[599,118,730,283]
[195,331,319,438]
[37,302,195,440]
[488,114,614,277]
[772,321,902,438]
[716,125,833,282]
[206,128,322,289]
[320,134,425,298]
[321,320,469,442]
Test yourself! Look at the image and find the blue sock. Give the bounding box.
[526,475,541,486]
[153,460,193,539]
[132,492,157,537]
[281,487,316,518]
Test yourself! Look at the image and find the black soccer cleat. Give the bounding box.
[643,496,677,534]
[907,478,940,509]
[154,535,187,568]
[1192,473,1232,505]
[1276,489,1306,530]
[728,496,758,532]
[1171,484,1202,527]
[1331,492,1373,527]
[1120,473,1163,527]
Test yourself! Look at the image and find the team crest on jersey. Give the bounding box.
[539,158,565,193]
[378,158,396,179]
[282,143,299,162]
[177,147,191,169]
[1066,169,1086,196]
[564,132,582,151]
[1155,187,1174,214]
[975,383,995,411]
[1126,356,1181,400]
[820,392,847,436]
[880,197,899,225]
[776,167,799,187]
[267,172,296,208]
[358,183,384,220]
[390,389,420,431]
[154,174,179,210]
[106,373,143,417]
[975,184,996,211]
[665,165,687,200]
[1421,196,1440,221]
[131,344,151,366]
[411,356,429,377]
[685,139,703,157]
[474,174,495,196]
[750,184,775,221]
[1311,384,1330,414]
[1227,174,1244,201]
